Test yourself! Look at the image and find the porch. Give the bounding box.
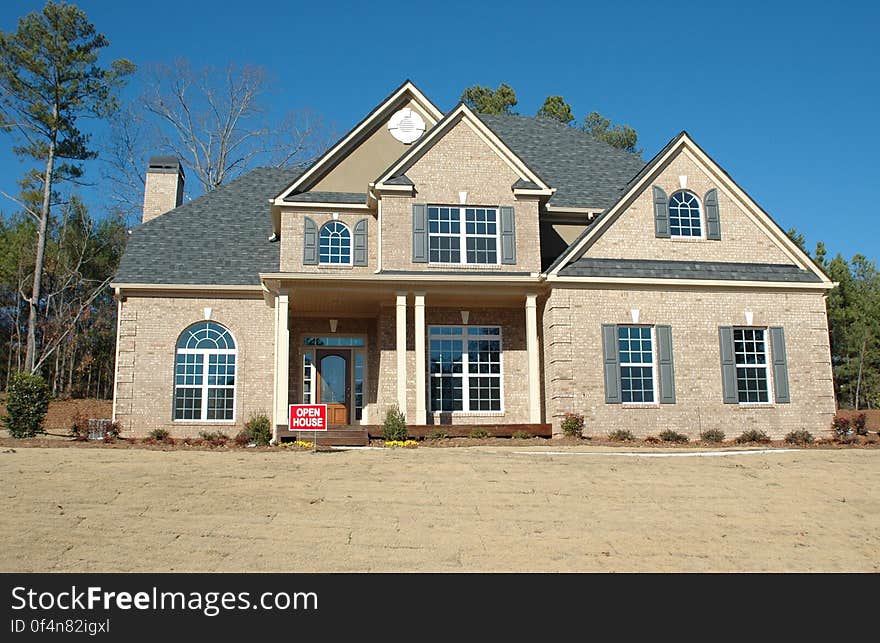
[278,423,554,446]
[260,273,546,443]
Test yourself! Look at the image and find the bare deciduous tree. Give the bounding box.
[105,60,331,208]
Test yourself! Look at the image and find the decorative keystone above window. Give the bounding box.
[388,108,426,144]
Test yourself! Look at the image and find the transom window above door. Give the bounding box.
[427,206,498,265]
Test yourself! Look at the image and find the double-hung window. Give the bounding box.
[428,206,498,265]
[429,326,502,412]
[618,325,657,403]
[733,328,770,403]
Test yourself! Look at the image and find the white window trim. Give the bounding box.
[619,325,659,407]
[173,346,237,423]
[427,205,501,267]
[318,221,353,266]
[427,324,505,415]
[733,326,775,406]
[669,190,706,241]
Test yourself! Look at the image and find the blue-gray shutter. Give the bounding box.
[656,325,676,404]
[602,324,621,404]
[353,218,368,266]
[500,206,516,265]
[769,327,790,404]
[719,326,738,404]
[653,186,670,238]
[705,188,721,240]
[412,203,427,263]
[303,217,318,265]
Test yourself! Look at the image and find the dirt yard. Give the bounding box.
[1,445,878,572]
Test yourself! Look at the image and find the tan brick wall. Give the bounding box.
[279,210,378,273]
[114,294,274,437]
[542,286,836,439]
[142,171,183,224]
[585,151,794,264]
[380,118,543,274]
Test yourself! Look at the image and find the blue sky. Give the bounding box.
[2,0,878,261]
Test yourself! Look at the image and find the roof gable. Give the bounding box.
[548,132,832,286]
[374,103,552,194]
[274,80,443,202]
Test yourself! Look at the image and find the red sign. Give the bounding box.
[289,404,328,431]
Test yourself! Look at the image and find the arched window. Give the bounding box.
[174,322,236,421]
[668,191,703,238]
[319,221,351,265]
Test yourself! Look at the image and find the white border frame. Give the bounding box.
[427,205,502,268]
[299,333,369,425]
[732,326,775,406]
[318,221,354,267]
[172,323,238,424]
[618,325,660,407]
[668,190,706,241]
[426,324,505,416]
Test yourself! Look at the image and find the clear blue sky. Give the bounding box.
[2,0,878,262]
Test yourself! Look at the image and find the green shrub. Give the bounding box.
[643,435,661,444]
[469,428,491,439]
[148,428,172,444]
[659,429,689,443]
[242,412,272,446]
[735,429,770,444]
[784,430,814,445]
[425,428,448,440]
[199,431,229,447]
[511,430,531,439]
[607,429,634,442]
[852,413,868,436]
[831,415,852,438]
[382,405,408,442]
[2,372,50,438]
[700,429,725,443]
[561,412,585,438]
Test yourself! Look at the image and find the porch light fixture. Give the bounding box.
[744,311,754,326]
[630,308,640,324]
[460,310,469,325]
[329,319,338,333]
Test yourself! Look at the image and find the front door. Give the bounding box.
[316,350,350,425]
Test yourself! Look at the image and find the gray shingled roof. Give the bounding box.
[477,114,645,209]
[115,167,301,286]
[283,191,366,203]
[559,258,822,282]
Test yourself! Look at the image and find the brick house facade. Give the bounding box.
[112,81,836,440]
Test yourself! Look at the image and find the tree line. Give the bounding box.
[0,2,875,410]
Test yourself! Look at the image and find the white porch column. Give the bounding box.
[395,292,408,414]
[273,293,290,438]
[414,292,426,425]
[525,293,541,424]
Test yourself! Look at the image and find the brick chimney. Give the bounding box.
[142,156,185,224]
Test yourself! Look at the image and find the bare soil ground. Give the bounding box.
[1,445,878,572]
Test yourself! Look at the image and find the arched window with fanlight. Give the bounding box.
[174,321,237,421]
[668,190,703,238]
[319,221,352,265]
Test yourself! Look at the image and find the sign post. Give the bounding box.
[289,404,328,452]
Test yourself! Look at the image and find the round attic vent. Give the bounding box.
[388,108,425,144]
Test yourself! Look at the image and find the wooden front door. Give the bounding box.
[316,350,350,425]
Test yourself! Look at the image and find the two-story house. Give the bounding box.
[112,80,836,442]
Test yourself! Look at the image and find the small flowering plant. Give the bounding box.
[384,440,419,448]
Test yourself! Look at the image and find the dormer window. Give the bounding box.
[668,191,703,238]
[319,221,352,265]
